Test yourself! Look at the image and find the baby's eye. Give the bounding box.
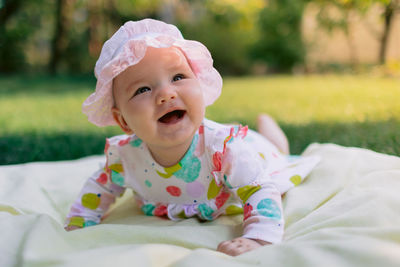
[133,86,151,96]
[172,74,184,82]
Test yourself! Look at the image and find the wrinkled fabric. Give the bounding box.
[2,144,400,267]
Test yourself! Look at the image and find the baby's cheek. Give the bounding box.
[192,87,206,112]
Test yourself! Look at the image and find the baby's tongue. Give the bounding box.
[159,110,182,124]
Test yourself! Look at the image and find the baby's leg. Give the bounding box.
[256,114,289,154]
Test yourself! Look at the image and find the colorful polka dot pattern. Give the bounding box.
[108,163,123,173]
[156,163,182,178]
[290,175,302,186]
[177,210,187,219]
[96,173,108,184]
[207,178,222,200]
[67,216,99,228]
[84,220,97,227]
[154,205,168,216]
[215,191,230,209]
[225,205,243,215]
[81,193,101,210]
[118,137,131,146]
[166,186,181,197]
[223,175,233,189]
[145,180,152,188]
[257,198,281,220]
[186,181,205,198]
[111,170,125,186]
[68,216,85,227]
[141,204,155,216]
[130,138,143,147]
[237,185,261,203]
[243,203,253,220]
[173,134,201,183]
[198,203,214,220]
[66,120,320,243]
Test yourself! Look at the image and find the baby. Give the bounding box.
[65,19,319,256]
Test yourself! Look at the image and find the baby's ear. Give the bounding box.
[111,107,134,135]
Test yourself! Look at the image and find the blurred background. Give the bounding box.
[1,0,399,164]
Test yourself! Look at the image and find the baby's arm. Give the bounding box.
[217,182,283,256]
[64,168,126,230]
[212,126,284,255]
[65,138,126,230]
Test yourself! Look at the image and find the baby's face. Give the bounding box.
[112,47,205,152]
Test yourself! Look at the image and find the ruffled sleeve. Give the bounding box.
[210,125,284,244]
[64,136,129,228]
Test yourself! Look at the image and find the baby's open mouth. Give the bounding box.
[158,110,186,124]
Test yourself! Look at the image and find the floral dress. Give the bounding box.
[65,119,320,243]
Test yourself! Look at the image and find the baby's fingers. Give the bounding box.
[64,225,80,231]
[217,237,258,256]
[217,240,232,253]
[217,241,242,256]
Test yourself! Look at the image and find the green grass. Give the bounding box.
[1,74,399,164]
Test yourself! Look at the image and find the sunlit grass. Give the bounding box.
[1,74,399,164]
[0,76,120,136]
[1,74,399,133]
[208,75,400,126]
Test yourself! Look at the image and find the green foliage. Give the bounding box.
[62,24,95,73]
[178,3,254,75]
[0,0,39,72]
[0,0,54,72]
[250,0,306,72]
[0,0,397,75]
[0,0,304,75]
[0,25,27,72]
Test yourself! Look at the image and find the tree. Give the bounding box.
[0,0,24,72]
[378,0,399,64]
[251,0,306,72]
[49,0,68,74]
[313,0,400,64]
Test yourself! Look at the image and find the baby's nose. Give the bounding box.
[157,86,177,104]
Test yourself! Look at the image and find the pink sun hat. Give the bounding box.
[82,18,223,127]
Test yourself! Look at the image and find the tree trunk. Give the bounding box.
[49,0,67,74]
[344,10,358,67]
[379,2,394,64]
[88,0,103,58]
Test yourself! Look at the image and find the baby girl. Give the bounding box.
[65,18,319,256]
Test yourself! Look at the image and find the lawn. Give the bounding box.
[1,74,399,165]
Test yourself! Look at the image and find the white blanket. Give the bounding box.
[1,143,400,267]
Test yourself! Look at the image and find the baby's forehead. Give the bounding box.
[148,46,189,68]
[125,47,192,80]
[113,46,192,91]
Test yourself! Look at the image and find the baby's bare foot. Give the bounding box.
[257,114,289,154]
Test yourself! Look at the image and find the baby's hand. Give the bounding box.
[217,237,271,256]
[64,225,81,231]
